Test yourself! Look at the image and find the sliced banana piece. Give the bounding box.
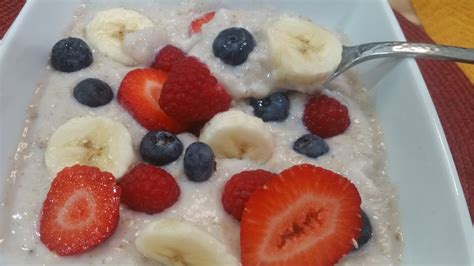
[45,116,134,178]
[199,109,274,163]
[266,17,342,91]
[86,8,154,66]
[136,219,239,266]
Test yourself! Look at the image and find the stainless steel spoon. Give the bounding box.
[326,42,474,83]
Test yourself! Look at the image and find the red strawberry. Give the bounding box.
[303,95,350,138]
[159,57,231,123]
[39,165,121,256]
[189,12,216,35]
[152,45,186,72]
[118,68,187,133]
[241,164,361,266]
[222,170,275,220]
[119,163,180,214]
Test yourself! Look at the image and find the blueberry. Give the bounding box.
[139,131,183,166]
[183,142,216,182]
[293,134,329,158]
[212,27,255,66]
[51,37,93,72]
[250,92,289,122]
[353,209,373,251]
[73,78,114,107]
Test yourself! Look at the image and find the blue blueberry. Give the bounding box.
[73,78,114,107]
[293,134,329,158]
[250,92,289,122]
[183,142,216,182]
[353,209,373,251]
[139,131,183,166]
[212,27,255,66]
[51,37,93,72]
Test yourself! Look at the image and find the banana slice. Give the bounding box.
[199,110,274,163]
[86,8,154,66]
[135,219,239,266]
[266,17,342,90]
[45,116,134,178]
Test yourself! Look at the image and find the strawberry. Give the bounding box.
[303,95,350,138]
[39,165,121,256]
[119,163,180,214]
[222,170,275,220]
[240,164,361,266]
[152,45,186,72]
[159,57,231,123]
[189,12,216,35]
[118,68,187,133]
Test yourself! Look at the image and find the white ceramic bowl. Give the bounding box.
[0,0,472,264]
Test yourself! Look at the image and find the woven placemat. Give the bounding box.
[1,1,472,222]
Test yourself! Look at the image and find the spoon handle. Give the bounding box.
[328,42,474,81]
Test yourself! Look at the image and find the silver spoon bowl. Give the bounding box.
[326,42,474,83]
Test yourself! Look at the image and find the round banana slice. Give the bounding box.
[266,17,342,90]
[136,219,239,266]
[199,110,274,163]
[86,8,154,66]
[45,116,134,178]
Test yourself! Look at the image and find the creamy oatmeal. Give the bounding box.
[0,1,402,265]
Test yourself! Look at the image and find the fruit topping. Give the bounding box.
[159,57,231,123]
[73,78,114,107]
[86,8,154,66]
[44,116,134,178]
[292,133,329,158]
[240,164,361,266]
[222,170,275,220]
[117,68,187,133]
[212,27,256,66]
[152,45,186,72]
[39,165,120,256]
[250,92,290,122]
[303,95,350,138]
[265,17,342,91]
[139,131,183,166]
[183,142,216,182]
[199,110,274,163]
[353,209,373,250]
[135,218,239,265]
[50,37,93,72]
[189,11,216,35]
[119,163,180,214]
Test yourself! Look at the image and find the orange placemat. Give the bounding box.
[411,0,474,83]
[1,1,472,222]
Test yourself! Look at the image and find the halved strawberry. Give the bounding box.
[118,68,187,133]
[189,12,216,35]
[39,165,121,256]
[240,164,362,266]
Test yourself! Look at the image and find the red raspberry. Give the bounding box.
[152,45,186,72]
[159,57,231,123]
[221,170,275,220]
[303,95,350,138]
[119,163,180,214]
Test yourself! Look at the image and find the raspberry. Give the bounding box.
[303,95,350,138]
[159,57,231,123]
[152,45,186,72]
[221,170,275,220]
[119,163,180,214]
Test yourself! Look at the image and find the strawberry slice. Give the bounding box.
[39,165,121,256]
[240,164,362,266]
[118,68,187,133]
[189,12,216,35]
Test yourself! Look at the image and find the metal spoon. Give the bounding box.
[326,42,474,83]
